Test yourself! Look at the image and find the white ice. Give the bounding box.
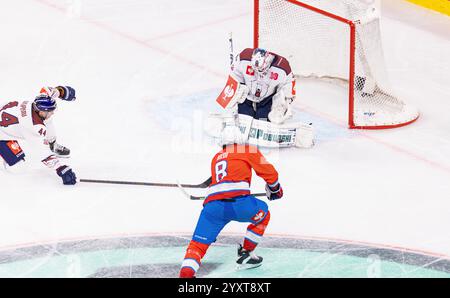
[0,0,449,266]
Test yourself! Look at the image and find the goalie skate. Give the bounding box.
[236,245,263,270]
[49,141,71,158]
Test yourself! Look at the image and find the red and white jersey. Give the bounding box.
[0,100,61,169]
[204,144,279,205]
[231,48,296,103]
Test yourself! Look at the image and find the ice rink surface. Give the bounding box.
[0,0,449,277]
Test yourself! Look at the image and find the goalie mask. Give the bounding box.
[251,48,274,74]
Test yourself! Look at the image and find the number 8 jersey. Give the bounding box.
[204,144,279,205]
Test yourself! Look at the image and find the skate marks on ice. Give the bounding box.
[0,235,449,278]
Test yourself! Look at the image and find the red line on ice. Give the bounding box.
[34,0,226,78]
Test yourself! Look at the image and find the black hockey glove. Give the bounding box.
[56,165,77,185]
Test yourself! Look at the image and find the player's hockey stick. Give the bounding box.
[229,32,234,67]
[189,193,266,201]
[79,176,212,189]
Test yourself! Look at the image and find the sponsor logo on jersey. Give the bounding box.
[20,101,28,117]
[246,65,255,76]
[270,72,278,80]
[223,85,235,99]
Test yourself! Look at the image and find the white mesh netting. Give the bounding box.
[257,0,419,128]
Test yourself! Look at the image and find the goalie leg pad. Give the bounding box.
[237,100,257,119]
[180,240,210,278]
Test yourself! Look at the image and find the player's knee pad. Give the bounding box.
[250,210,270,234]
[238,100,257,118]
[295,123,315,148]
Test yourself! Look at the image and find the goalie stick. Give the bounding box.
[188,192,266,201]
[79,177,212,189]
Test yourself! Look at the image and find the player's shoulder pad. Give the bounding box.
[241,144,260,156]
[270,54,292,75]
[31,109,48,138]
[239,48,254,61]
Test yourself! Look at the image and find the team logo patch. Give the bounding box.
[246,65,255,76]
[252,210,266,222]
[270,72,278,80]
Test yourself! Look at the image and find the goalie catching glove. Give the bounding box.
[265,182,283,201]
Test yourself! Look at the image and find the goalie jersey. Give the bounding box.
[204,144,279,205]
[231,48,296,103]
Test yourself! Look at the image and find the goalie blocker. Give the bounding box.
[213,74,314,148]
[216,74,249,109]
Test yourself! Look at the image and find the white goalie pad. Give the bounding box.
[205,113,314,148]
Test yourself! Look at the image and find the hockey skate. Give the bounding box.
[49,141,71,158]
[236,245,263,270]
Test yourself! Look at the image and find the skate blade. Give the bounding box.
[236,263,262,271]
[54,154,71,158]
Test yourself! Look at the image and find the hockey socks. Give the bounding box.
[243,211,270,251]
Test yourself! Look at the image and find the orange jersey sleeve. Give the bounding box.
[246,146,279,186]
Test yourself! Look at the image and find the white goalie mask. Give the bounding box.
[251,48,274,74]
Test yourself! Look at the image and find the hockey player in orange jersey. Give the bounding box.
[179,126,283,278]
